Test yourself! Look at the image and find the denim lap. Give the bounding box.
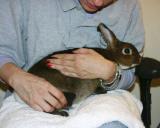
[98,121,128,128]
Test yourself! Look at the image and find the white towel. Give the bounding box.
[0,89,144,128]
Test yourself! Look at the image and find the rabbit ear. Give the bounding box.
[97,23,118,49]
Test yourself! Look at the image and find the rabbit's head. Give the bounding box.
[97,23,142,69]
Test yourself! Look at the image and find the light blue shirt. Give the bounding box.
[0,0,145,89]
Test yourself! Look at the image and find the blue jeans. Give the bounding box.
[98,121,128,128]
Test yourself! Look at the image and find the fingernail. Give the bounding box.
[45,59,50,64]
[46,63,54,68]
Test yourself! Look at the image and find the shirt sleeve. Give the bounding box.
[0,55,16,68]
[0,0,25,69]
[117,69,136,89]
[0,55,16,84]
[116,0,145,89]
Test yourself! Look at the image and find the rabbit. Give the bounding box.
[97,23,142,69]
[28,23,142,116]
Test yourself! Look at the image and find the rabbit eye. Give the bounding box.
[122,48,132,55]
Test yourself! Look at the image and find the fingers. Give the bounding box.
[47,54,79,76]
[32,104,43,112]
[48,57,75,67]
[30,89,67,112]
[51,48,94,59]
[48,86,67,107]
[36,98,55,112]
[46,49,87,78]
[73,48,93,54]
[48,53,76,69]
[47,60,80,78]
[44,92,63,109]
[52,54,75,60]
[40,86,67,112]
[46,48,101,79]
[48,48,97,68]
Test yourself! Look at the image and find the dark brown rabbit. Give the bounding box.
[97,23,142,69]
[28,23,142,116]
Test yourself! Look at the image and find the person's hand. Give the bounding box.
[12,70,67,112]
[0,63,67,112]
[47,48,116,81]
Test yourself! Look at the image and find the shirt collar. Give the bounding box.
[59,0,121,27]
[59,0,77,12]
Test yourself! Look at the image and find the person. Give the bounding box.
[0,0,144,127]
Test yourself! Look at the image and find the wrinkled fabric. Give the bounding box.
[0,90,144,128]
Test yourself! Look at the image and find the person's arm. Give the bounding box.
[0,0,67,112]
[0,57,67,112]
